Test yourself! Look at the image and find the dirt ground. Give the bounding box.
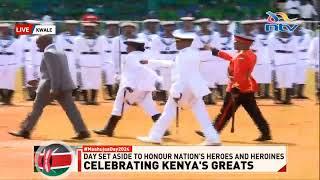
[0,70,319,180]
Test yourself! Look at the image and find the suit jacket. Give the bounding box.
[37,44,75,93]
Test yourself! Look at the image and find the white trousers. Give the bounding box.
[0,65,17,90]
[148,93,220,142]
[111,88,159,117]
[80,67,101,90]
[103,62,115,85]
[295,60,308,84]
[253,64,272,84]
[275,64,295,88]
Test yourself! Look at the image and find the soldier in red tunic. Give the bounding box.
[196,34,272,141]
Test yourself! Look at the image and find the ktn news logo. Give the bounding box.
[265,11,299,32]
[15,23,56,35]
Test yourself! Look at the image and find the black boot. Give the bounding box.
[4,90,14,105]
[81,90,89,105]
[26,87,36,101]
[297,84,308,99]
[72,88,81,101]
[263,84,271,98]
[93,115,122,136]
[273,88,282,104]
[208,88,216,105]
[106,85,115,100]
[152,114,170,136]
[283,88,292,104]
[216,85,223,99]
[254,134,272,141]
[292,83,297,97]
[90,90,98,105]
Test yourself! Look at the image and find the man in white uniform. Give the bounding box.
[308,35,319,102]
[149,21,178,104]
[93,39,169,137]
[0,23,21,105]
[74,22,103,105]
[213,20,234,99]
[251,20,272,98]
[98,21,119,100]
[112,22,138,86]
[55,20,81,100]
[193,18,216,104]
[292,23,312,99]
[19,20,40,101]
[138,19,160,51]
[269,31,297,104]
[173,16,196,34]
[137,32,221,146]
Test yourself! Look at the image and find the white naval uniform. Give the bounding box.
[55,32,79,86]
[111,51,161,116]
[98,35,116,85]
[0,36,21,90]
[30,35,43,80]
[138,32,159,58]
[112,35,135,80]
[18,35,35,86]
[293,31,312,84]
[192,31,216,88]
[213,32,235,85]
[74,35,103,90]
[252,33,272,84]
[149,35,177,90]
[269,35,297,88]
[146,47,220,143]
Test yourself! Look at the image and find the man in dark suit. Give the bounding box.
[9,35,90,140]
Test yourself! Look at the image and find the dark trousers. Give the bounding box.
[213,92,270,136]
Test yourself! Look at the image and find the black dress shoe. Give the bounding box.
[8,130,30,139]
[254,135,272,141]
[72,131,90,140]
[93,129,113,137]
[195,130,205,137]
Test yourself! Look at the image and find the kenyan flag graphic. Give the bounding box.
[34,143,73,177]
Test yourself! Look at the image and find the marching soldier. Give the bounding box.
[0,23,21,105]
[112,22,138,84]
[137,32,221,146]
[251,20,272,98]
[292,22,312,99]
[269,30,297,104]
[196,34,272,141]
[19,20,40,101]
[212,20,235,99]
[93,39,169,137]
[74,22,103,105]
[98,21,120,100]
[173,16,196,34]
[149,21,178,104]
[193,18,217,104]
[138,19,160,51]
[55,20,81,100]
